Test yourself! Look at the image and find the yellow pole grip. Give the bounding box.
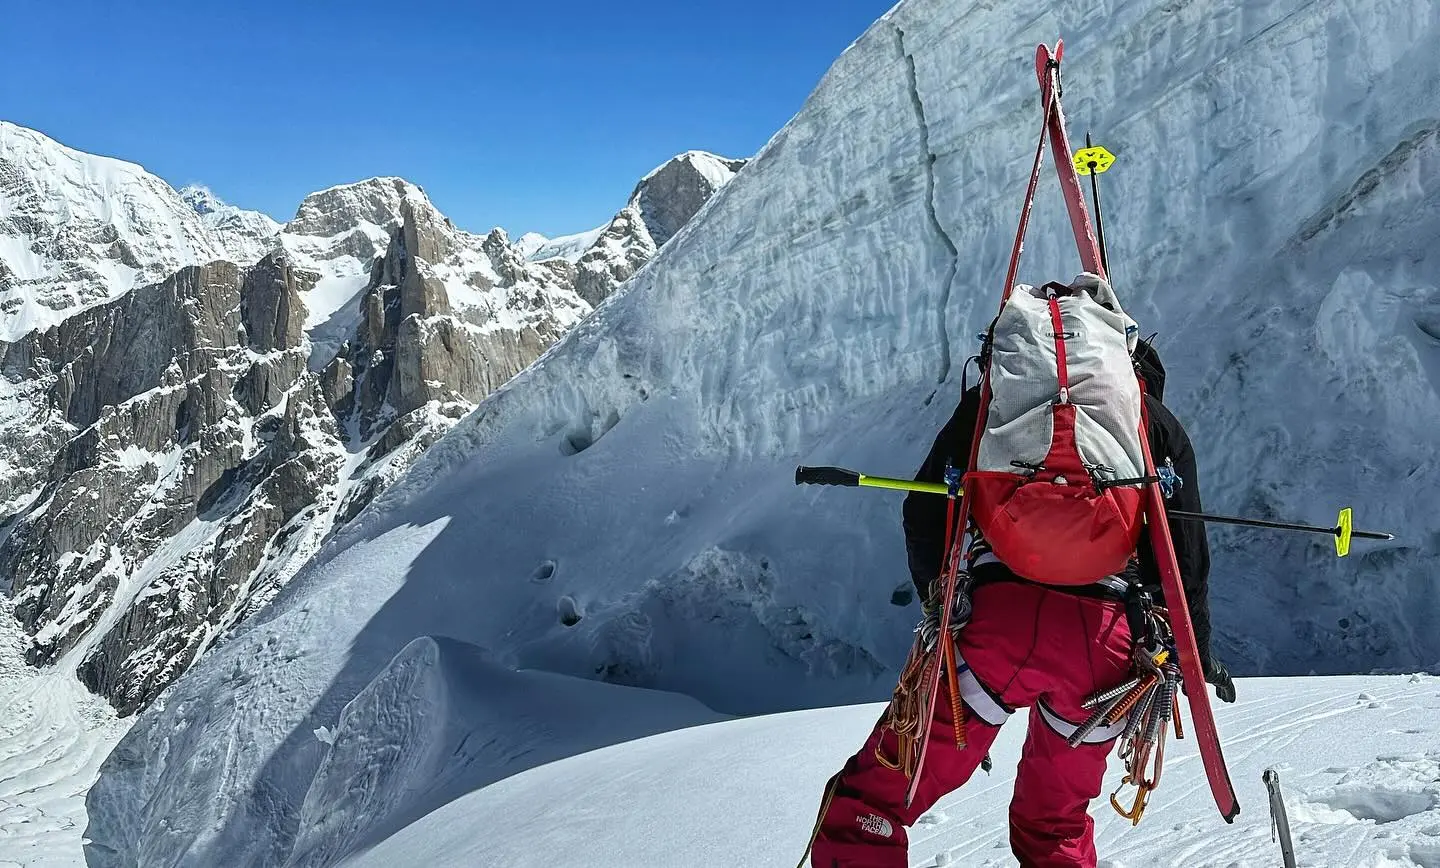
[857,476,956,496]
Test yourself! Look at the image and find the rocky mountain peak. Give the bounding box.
[287,177,424,239]
[179,184,223,215]
[630,151,746,247]
[0,122,232,340]
[180,184,282,266]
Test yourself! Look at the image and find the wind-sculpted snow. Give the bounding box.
[347,675,1440,868]
[91,0,1440,864]
[283,637,721,867]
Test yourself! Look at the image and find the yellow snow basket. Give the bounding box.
[1074,145,1115,175]
[1335,508,1353,558]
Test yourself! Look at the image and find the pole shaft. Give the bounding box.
[859,476,950,495]
[1168,510,1390,540]
[795,466,1393,540]
[1091,170,1108,276]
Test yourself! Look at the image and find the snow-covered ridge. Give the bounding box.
[518,226,607,263]
[179,183,280,266]
[518,150,746,264]
[0,121,235,340]
[636,149,744,188]
[0,120,403,343]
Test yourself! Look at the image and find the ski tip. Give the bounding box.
[1223,802,1240,823]
[1054,38,1065,64]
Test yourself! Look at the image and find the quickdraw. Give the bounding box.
[881,471,972,774]
[1077,601,1186,826]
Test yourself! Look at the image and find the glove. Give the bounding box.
[1204,656,1237,703]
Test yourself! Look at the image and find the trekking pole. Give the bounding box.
[794,465,950,495]
[1074,135,1115,277]
[1263,769,1297,868]
[1168,508,1393,556]
[795,465,1395,557]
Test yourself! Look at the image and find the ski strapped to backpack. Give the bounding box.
[887,39,1087,812]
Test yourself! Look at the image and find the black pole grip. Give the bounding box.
[795,466,862,487]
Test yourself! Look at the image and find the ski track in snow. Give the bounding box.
[0,598,127,868]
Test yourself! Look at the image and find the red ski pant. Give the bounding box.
[811,581,1134,868]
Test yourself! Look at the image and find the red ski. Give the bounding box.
[1037,40,1240,823]
[1137,421,1241,821]
[905,41,1239,822]
[902,42,1070,808]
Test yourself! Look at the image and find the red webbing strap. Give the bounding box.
[1046,291,1070,402]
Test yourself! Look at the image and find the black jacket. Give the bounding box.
[901,342,1215,661]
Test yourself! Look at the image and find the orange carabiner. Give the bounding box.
[1109,776,1153,826]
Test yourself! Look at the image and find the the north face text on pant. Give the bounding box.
[857,813,894,838]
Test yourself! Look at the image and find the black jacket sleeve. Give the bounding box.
[1138,395,1215,663]
[901,387,981,602]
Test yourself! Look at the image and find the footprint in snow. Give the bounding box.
[1309,789,1435,825]
[1295,755,1440,826]
[1408,842,1440,868]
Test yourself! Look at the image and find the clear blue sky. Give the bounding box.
[3,0,896,238]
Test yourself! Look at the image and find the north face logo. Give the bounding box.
[857,813,894,838]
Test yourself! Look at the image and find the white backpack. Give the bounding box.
[964,273,1148,583]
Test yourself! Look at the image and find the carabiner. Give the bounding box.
[1110,776,1153,826]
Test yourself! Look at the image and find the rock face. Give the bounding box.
[0,123,744,714]
[631,151,747,248]
[571,152,747,307]
[0,256,332,712]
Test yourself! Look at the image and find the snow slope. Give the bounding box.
[178,184,281,266]
[517,227,607,263]
[0,597,128,868]
[349,675,1440,868]
[0,122,236,339]
[90,0,1440,865]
